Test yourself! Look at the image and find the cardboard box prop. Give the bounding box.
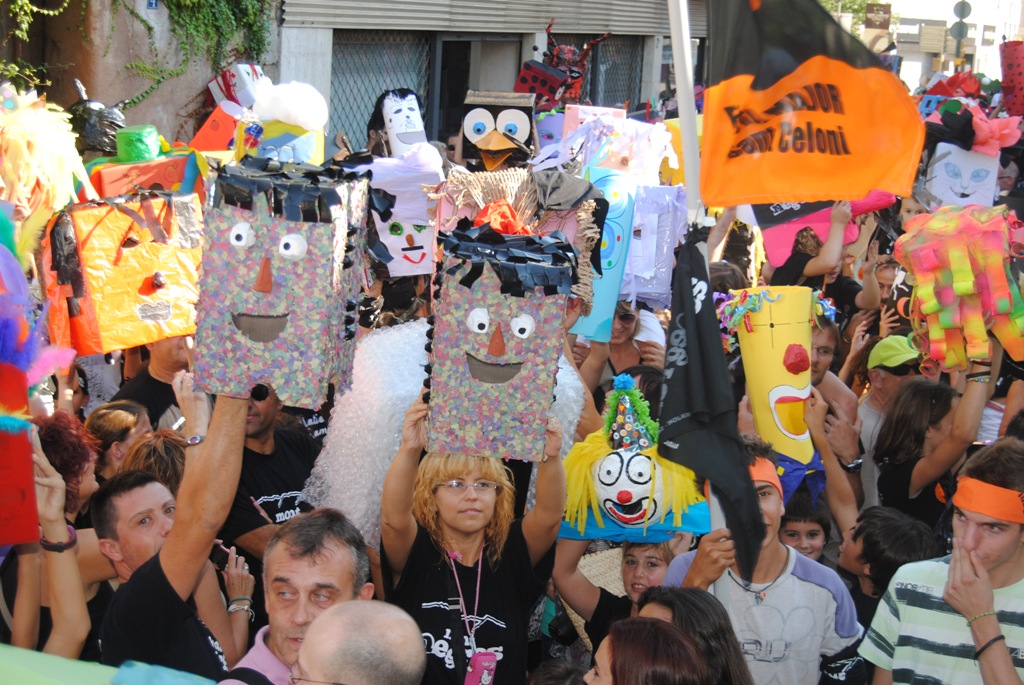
[234,119,325,166]
[208,63,266,108]
[562,104,626,137]
[41,192,203,356]
[426,209,577,461]
[87,151,206,204]
[381,91,428,158]
[514,61,569,106]
[462,90,536,171]
[1002,41,1024,116]
[195,165,370,404]
[560,376,708,542]
[190,101,244,151]
[923,142,998,209]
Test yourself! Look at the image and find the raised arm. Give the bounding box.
[32,434,90,658]
[807,388,858,534]
[854,241,881,310]
[522,418,567,567]
[159,372,248,602]
[708,207,737,263]
[803,201,850,277]
[911,345,1002,498]
[381,395,427,583]
[552,538,601,621]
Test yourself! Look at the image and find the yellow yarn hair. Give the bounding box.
[563,430,704,536]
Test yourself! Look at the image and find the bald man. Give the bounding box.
[293,601,425,685]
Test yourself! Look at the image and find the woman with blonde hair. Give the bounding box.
[119,429,186,496]
[381,395,566,685]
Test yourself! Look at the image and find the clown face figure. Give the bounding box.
[382,92,427,157]
[592,448,666,527]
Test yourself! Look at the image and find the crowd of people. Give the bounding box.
[4,72,1024,685]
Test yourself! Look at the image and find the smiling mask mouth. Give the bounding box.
[232,312,290,343]
[465,353,523,383]
[602,497,658,525]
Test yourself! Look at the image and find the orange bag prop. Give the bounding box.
[41,192,203,356]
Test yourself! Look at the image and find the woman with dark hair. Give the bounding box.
[770,201,850,289]
[85,400,151,483]
[874,343,1003,528]
[637,587,754,685]
[36,411,101,526]
[380,396,566,685]
[1,411,115,661]
[585,617,712,685]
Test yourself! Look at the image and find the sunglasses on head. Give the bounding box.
[250,384,271,401]
[879,363,918,377]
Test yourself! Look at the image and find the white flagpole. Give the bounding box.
[668,0,735,589]
[667,0,702,213]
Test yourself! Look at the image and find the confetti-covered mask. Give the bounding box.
[426,206,577,461]
[195,194,337,409]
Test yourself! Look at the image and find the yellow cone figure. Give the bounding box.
[733,286,814,464]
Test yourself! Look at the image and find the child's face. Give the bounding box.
[780,520,826,560]
[838,524,867,576]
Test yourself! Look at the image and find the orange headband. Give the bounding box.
[953,477,1024,524]
[750,458,783,499]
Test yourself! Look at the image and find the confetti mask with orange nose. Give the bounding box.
[195,192,339,409]
[425,202,578,461]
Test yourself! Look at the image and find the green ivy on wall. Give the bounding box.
[2,0,73,89]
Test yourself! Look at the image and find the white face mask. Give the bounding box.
[591,449,665,527]
[925,142,998,208]
[382,93,427,157]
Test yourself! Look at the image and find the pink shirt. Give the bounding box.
[219,626,291,685]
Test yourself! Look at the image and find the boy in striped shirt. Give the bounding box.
[860,437,1024,684]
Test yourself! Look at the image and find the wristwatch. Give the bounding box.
[185,435,205,447]
[840,458,863,473]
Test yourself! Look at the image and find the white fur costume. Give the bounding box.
[303,318,584,547]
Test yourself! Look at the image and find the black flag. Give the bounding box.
[658,237,764,580]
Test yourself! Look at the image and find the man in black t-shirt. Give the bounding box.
[218,383,321,630]
[93,376,248,679]
[112,335,190,431]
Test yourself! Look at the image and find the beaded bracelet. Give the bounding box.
[967,610,997,627]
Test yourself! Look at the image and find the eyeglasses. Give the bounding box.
[250,384,271,401]
[434,479,499,493]
[289,674,347,685]
[812,346,835,358]
[616,311,637,324]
